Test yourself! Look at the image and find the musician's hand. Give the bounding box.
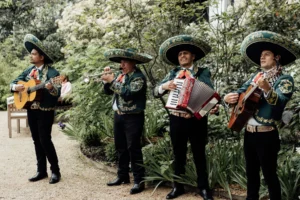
[101,66,114,83]
[45,83,53,90]
[257,77,271,92]
[104,66,112,72]
[224,93,239,104]
[162,80,177,91]
[15,84,25,92]
[210,104,219,115]
[101,73,114,83]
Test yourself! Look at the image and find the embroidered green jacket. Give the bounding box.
[103,67,147,113]
[153,66,214,97]
[236,72,294,126]
[10,65,61,109]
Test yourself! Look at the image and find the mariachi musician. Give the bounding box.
[224,31,300,200]
[101,48,152,195]
[153,35,218,200]
[10,34,61,184]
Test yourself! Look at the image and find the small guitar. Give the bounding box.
[14,76,63,109]
[228,69,280,132]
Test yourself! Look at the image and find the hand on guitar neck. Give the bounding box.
[45,82,54,90]
[256,74,272,93]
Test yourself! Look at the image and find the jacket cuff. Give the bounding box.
[49,86,59,96]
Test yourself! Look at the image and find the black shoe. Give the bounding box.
[28,172,48,182]
[130,182,145,194]
[166,187,185,199]
[107,177,130,186]
[199,189,213,200]
[49,172,61,184]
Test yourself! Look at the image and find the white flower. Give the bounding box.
[96,18,107,29]
[296,147,300,154]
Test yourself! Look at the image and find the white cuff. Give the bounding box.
[11,84,17,91]
[158,85,165,94]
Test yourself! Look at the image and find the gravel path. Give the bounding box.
[0,111,226,200]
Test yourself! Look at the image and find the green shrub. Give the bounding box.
[104,141,117,163]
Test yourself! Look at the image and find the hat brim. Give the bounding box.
[104,49,152,64]
[241,31,300,66]
[24,34,54,64]
[159,35,211,66]
[246,42,296,66]
[165,44,206,66]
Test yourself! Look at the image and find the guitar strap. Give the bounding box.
[252,72,263,84]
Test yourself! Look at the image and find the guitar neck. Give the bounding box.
[28,82,47,93]
[244,84,258,100]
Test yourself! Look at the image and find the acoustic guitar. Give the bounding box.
[14,76,63,109]
[228,69,280,132]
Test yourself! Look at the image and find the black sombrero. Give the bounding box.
[159,35,211,65]
[24,34,54,64]
[104,48,152,64]
[241,30,300,66]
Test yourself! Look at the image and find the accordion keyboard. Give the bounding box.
[165,79,185,110]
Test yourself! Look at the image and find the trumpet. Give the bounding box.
[83,70,115,83]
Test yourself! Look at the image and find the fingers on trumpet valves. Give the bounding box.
[104,66,114,72]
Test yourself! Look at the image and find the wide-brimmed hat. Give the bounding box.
[241,30,300,66]
[104,48,152,64]
[159,35,211,65]
[24,34,54,64]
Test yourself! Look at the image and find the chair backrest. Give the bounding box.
[7,96,14,105]
[7,96,27,112]
[7,96,28,138]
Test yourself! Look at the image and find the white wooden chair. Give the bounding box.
[7,96,28,138]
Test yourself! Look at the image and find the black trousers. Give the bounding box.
[170,115,209,189]
[244,130,281,200]
[27,109,60,173]
[114,112,145,183]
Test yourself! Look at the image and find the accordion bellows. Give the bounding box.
[166,77,220,119]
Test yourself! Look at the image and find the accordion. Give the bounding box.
[165,77,220,119]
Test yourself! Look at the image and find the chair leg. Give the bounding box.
[7,111,9,128]
[8,119,12,138]
[17,119,20,133]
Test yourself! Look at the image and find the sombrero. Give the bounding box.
[24,34,54,64]
[159,35,211,65]
[104,48,152,64]
[241,30,300,66]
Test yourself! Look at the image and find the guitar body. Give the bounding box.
[228,85,262,132]
[14,79,42,109]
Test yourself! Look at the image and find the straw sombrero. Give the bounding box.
[241,30,300,66]
[24,34,54,64]
[104,48,152,64]
[159,35,211,65]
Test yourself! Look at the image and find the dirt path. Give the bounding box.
[0,111,227,200]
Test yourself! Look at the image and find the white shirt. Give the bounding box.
[61,81,72,99]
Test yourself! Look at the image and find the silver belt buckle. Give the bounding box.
[247,125,255,133]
